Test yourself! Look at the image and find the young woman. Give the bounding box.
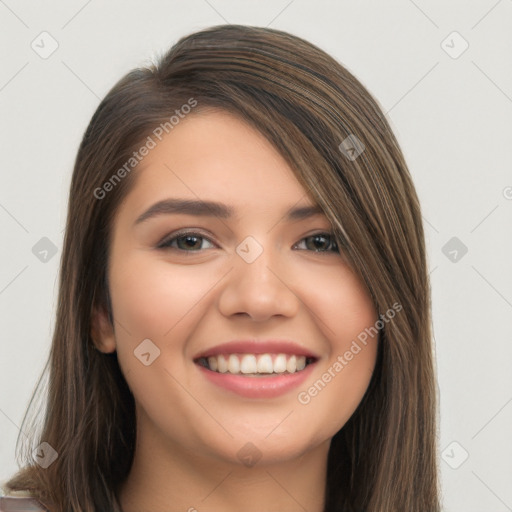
[2,24,440,512]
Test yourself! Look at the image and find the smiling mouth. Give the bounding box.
[195,353,317,377]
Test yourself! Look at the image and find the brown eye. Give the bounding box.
[158,232,215,251]
[296,233,339,253]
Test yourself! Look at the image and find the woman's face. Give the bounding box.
[94,109,379,466]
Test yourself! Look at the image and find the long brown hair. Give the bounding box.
[6,24,440,511]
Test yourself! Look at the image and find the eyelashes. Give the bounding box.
[157,230,340,254]
[158,231,215,252]
[294,233,339,253]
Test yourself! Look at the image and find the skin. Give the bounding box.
[92,109,379,512]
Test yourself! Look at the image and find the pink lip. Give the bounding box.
[196,361,317,399]
[193,339,320,360]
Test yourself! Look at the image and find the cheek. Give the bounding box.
[296,262,378,348]
[293,264,379,432]
[107,253,223,400]
[106,254,222,428]
[109,253,218,340]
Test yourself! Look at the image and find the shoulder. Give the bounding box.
[0,483,49,511]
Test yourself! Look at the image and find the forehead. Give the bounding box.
[118,109,314,218]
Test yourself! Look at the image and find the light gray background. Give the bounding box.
[1,1,511,510]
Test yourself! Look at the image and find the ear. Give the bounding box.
[91,303,116,353]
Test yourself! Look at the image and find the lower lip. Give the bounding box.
[196,361,317,399]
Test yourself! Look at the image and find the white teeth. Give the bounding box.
[217,354,228,373]
[286,355,297,374]
[207,356,218,372]
[202,353,311,375]
[256,354,273,373]
[228,354,240,373]
[273,354,287,373]
[240,354,257,374]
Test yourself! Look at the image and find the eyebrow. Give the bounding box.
[134,198,324,225]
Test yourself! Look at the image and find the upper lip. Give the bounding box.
[193,339,320,360]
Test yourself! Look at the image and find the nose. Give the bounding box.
[217,240,300,322]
